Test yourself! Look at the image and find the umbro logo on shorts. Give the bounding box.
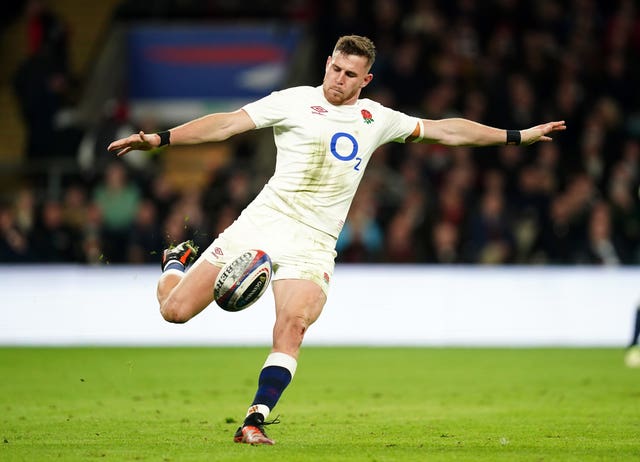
[210,247,224,259]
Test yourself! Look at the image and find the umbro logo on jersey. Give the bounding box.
[310,106,328,115]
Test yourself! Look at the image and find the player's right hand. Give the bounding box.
[107,131,159,157]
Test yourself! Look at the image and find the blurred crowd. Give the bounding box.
[1,0,640,265]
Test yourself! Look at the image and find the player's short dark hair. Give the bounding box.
[333,35,376,70]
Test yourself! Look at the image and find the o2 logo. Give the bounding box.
[330,132,362,171]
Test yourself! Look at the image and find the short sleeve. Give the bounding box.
[376,104,420,144]
[242,90,290,129]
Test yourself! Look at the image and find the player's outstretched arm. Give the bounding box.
[107,109,256,157]
[411,118,566,147]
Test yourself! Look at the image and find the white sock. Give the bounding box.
[246,404,271,420]
[263,352,297,376]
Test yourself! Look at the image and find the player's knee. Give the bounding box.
[159,298,191,324]
[280,312,311,339]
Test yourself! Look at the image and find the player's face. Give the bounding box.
[323,52,373,106]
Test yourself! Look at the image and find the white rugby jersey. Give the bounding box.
[242,85,419,238]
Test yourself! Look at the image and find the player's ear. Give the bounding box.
[325,56,332,71]
[361,73,373,88]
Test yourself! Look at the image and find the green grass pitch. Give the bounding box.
[1,347,638,461]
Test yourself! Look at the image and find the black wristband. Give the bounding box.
[157,130,171,147]
[506,130,521,146]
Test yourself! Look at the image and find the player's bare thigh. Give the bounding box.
[157,257,220,323]
[271,278,326,358]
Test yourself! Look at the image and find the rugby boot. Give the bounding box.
[233,412,279,445]
[161,240,198,270]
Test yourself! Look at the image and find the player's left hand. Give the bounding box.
[520,121,566,145]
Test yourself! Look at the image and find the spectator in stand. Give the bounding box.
[12,0,73,162]
[424,220,464,264]
[79,201,104,264]
[61,183,89,234]
[30,198,81,262]
[608,161,640,262]
[0,204,31,262]
[13,45,68,162]
[542,194,576,264]
[172,188,209,251]
[202,167,251,226]
[505,74,539,129]
[13,187,37,240]
[224,169,255,211]
[384,186,427,263]
[433,182,467,231]
[564,172,599,233]
[161,206,198,253]
[25,0,70,71]
[127,198,163,263]
[576,200,627,265]
[336,182,384,263]
[210,204,241,239]
[93,161,141,263]
[467,189,515,264]
[147,172,179,227]
[511,163,552,262]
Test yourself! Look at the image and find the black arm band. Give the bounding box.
[157,130,171,147]
[506,130,521,146]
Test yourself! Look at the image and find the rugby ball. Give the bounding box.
[214,249,272,312]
